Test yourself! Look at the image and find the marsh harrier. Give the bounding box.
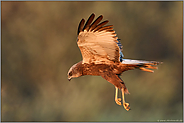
[67,13,161,111]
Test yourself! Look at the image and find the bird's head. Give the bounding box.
[67,62,83,81]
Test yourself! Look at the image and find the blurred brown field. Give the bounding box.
[1,1,183,122]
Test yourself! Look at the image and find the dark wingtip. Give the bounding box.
[82,13,95,31]
[77,18,85,35]
[91,13,95,17]
[78,13,111,35]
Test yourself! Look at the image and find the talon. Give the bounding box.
[115,87,131,110]
[122,88,131,111]
[115,98,122,105]
[123,102,130,111]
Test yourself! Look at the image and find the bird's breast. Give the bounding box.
[82,63,122,76]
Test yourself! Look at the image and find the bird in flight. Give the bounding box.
[68,13,161,111]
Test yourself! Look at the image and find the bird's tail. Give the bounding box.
[121,59,162,73]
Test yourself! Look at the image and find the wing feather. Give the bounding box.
[78,19,85,35]
[93,20,109,32]
[83,13,95,31]
[97,25,113,32]
[89,15,103,31]
[77,13,122,64]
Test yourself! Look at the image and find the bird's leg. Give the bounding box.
[115,87,122,105]
[121,88,130,111]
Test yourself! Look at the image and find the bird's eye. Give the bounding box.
[69,72,72,76]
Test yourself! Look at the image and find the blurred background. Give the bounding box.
[1,1,183,122]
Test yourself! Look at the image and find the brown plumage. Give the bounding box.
[68,13,162,111]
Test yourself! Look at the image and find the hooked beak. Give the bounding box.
[68,77,72,81]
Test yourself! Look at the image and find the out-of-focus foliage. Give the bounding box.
[1,1,183,122]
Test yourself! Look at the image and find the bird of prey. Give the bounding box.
[68,13,161,111]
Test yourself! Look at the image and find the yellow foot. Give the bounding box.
[115,98,122,105]
[123,102,130,111]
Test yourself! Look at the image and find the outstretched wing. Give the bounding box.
[77,13,123,64]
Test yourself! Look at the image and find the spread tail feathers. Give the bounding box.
[122,59,162,73]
